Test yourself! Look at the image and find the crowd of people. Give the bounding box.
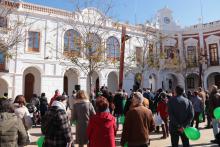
[0,84,220,147]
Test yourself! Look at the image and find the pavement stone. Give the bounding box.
[27,121,219,147]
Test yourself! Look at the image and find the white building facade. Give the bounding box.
[0,1,220,101]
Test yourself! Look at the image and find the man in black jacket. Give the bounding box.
[168,85,194,147]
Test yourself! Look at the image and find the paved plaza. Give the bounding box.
[27,121,218,147]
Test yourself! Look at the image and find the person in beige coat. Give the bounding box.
[0,98,27,147]
[71,90,96,147]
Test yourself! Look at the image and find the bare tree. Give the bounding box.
[124,25,159,89]
[57,0,118,94]
[0,0,30,70]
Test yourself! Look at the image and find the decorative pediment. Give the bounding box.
[205,35,220,44]
[81,8,105,18]
[163,38,176,46]
[184,38,198,46]
[79,7,106,25]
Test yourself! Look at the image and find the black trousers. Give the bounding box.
[170,129,190,147]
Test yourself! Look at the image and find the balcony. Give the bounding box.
[208,57,219,66]
[210,61,219,66]
[63,50,81,58]
[187,61,198,68]
[163,58,180,69]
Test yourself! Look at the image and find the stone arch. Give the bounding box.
[204,67,220,90]
[185,73,200,90]
[23,67,41,102]
[123,71,135,95]
[107,71,118,93]
[164,73,178,92]
[206,72,220,90]
[148,73,157,92]
[0,78,8,97]
[63,68,80,96]
[21,65,43,76]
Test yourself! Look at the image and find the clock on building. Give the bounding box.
[164,17,170,24]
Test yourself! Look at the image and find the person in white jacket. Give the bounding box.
[14,95,33,145]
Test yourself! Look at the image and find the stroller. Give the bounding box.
[26,103,40,126]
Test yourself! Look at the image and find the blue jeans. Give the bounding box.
[212,119,220,137]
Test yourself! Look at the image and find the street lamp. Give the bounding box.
[198,48,207,88]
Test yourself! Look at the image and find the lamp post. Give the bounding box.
[198,48,207,88]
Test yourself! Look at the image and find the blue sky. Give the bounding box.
[23,0,220,27]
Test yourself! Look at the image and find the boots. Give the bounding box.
[155,126,160,133]
[161,124,167,139]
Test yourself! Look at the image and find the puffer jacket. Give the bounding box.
[0,112,27,147]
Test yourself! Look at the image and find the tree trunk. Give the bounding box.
[140,72,144,89]
[88,71,92,99]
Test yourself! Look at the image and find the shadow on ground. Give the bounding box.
[28,142,37,145]
[30,132,42,137]
[166,143,219,147]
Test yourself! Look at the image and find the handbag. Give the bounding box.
[154,113,164,126]
[23,114,33,130]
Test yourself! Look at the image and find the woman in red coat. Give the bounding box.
[157,92,169,139]
[87,96,116,147]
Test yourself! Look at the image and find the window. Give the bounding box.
[187,46,197,67]
[209,43,219,65]
[0,52,5,71]
[86,33,101,54]
[28,31,40,52]
[106,36,120,59]
[187,77,195,89]
[0,17,7,28]
[0,53,4,64]
[149,44,153,54]
[164,46,174,59]
[64,29,81,52]
[136,47,143,64]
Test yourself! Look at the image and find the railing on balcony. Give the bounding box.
[208,57,219,66]
[187,61,198,68]
[63,50,81,58]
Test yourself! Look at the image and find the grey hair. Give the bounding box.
[212,85,218,92]
[133,92,144,104]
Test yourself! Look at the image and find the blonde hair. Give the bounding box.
[143,98,149,108]
[76,90,89,100]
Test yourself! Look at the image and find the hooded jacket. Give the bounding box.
[0,112,27,147]
[87,112,116,147]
